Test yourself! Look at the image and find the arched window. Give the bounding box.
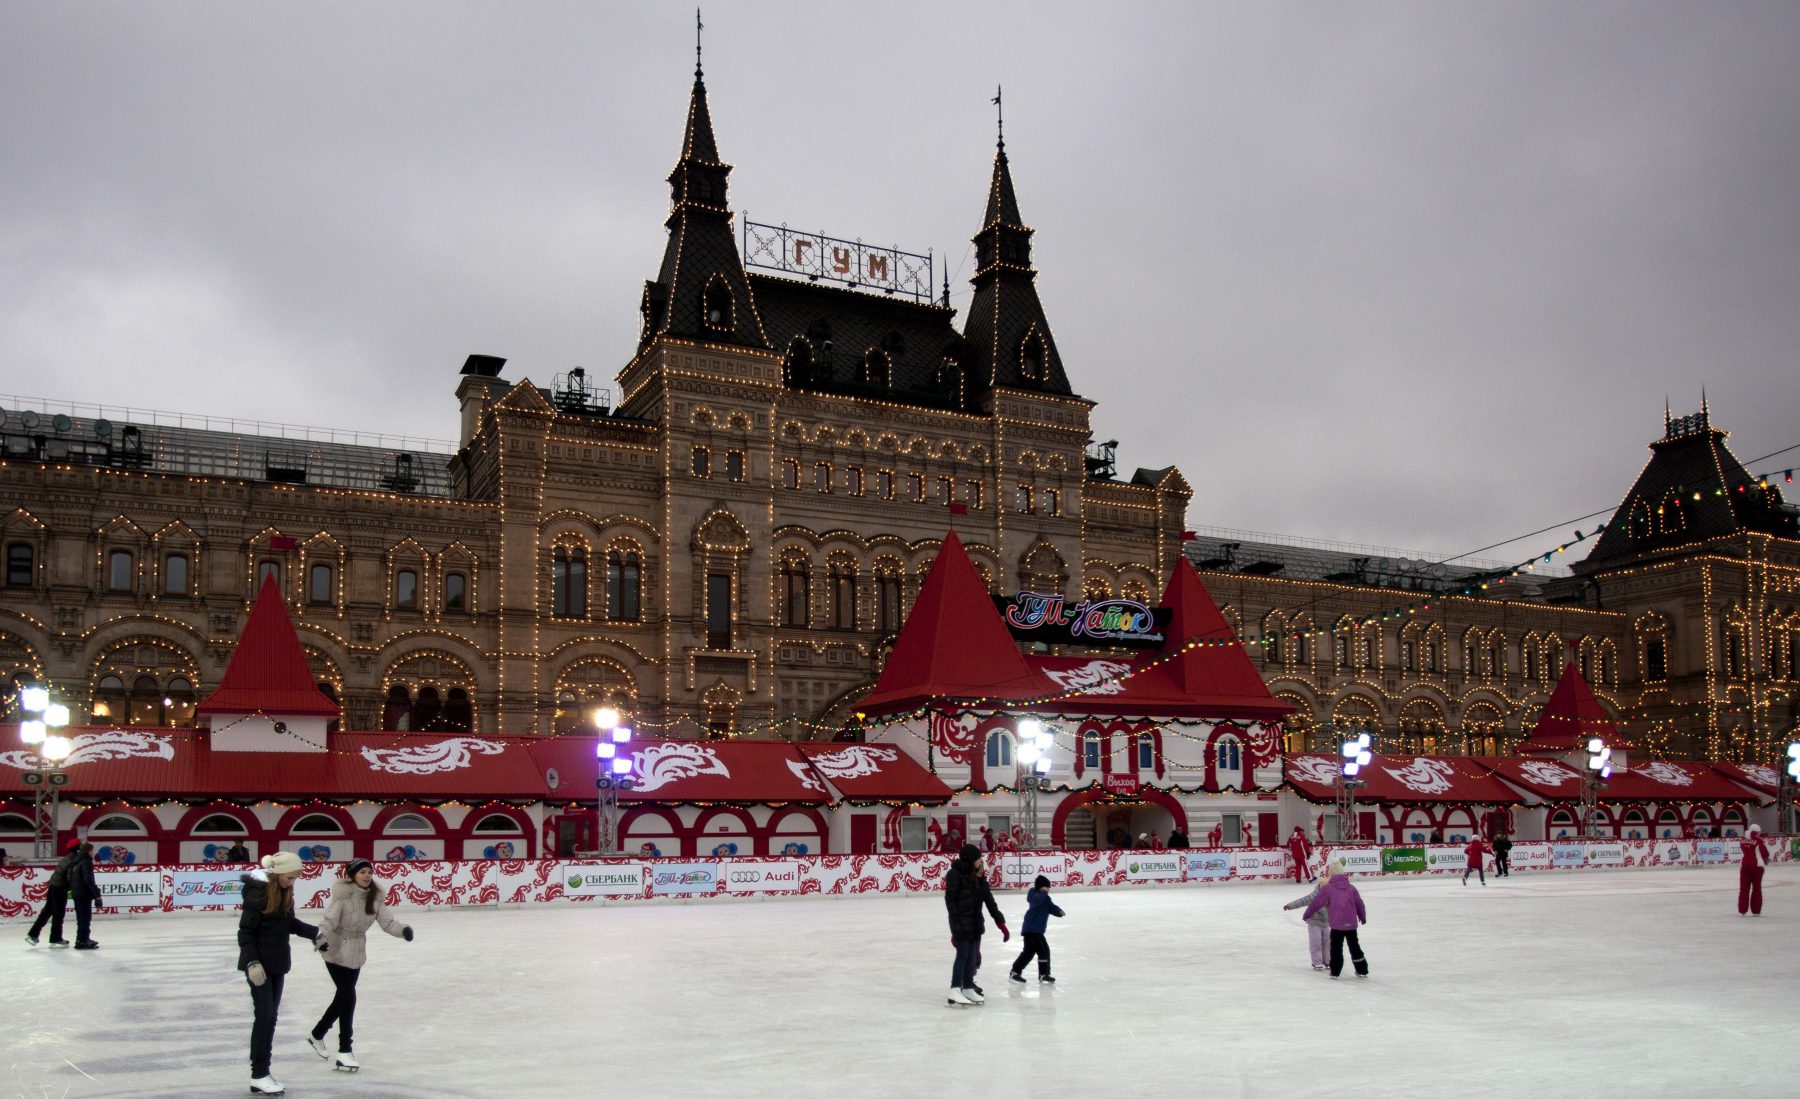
[552,546,587,618]
[411,685,443,731]
[782,559,809,627]
[985,730,1014,769]
[703,280,732,329]
[1216,736,1241,771]
[395,568,418,609]
[1019,336,1044,384]
[386,813,433,834]
[784,339,814,387]
[108,549,134,592]
[607,550,641,622]
[0,812,37,833]
[91,813,144,833]
[444,571,467,612]
[309,563,334,606]
[291,814,343,835]
[472,813,521,834]
[1082,732,1101,769]
[164,677,195,726]
[1334,632,1349,669]
[830,563,857,629]
[863,351,891,389]
[1137,732,1155,770]
[129,674,163,726]
[1523,645,1537,682]
[877,573,902,634]
[444,687,473,732]
[258,560,281,588]
[194,813,247,834]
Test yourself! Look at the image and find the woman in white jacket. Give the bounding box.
[307,859,412,1071]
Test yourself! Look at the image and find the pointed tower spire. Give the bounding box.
[960,97,1073,400]
[638,19,767,350]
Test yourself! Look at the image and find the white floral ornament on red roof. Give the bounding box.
[0,730,175,770]
[362,737,505,775]
[630,742,730,793]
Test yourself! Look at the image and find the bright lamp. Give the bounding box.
[42,735,71,762]
[1017,718,1042,740]
[594,707,621,731]
[1017,744,1040,766]
[44,703,69,728]
[613,725,632,743]
[597,742,616,759]
[20,720,45,745]
[611,757,632,775]
[19,686,49,713]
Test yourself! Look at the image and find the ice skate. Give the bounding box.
[25,933,38,945]
[73,940,99,950]
[48,939,70,947]
[334,1051,359,1073]
[962,986,984,1004]
[946,988,975,1006]
[1039,975,1056,985]
[248,1075,285,1096]
[971,982,984,996]
[1008,971,1027,984]
[307,1035,331,1059]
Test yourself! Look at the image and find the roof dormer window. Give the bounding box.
[703,278,732,331]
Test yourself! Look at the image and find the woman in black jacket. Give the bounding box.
[67,842,106,949]
[239,851,324,1097]
[26,840,80,946]
[943,844,1007,1007]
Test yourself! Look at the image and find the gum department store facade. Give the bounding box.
[2,67,1797,766]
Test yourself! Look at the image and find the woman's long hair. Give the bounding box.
[261,878,292,916]
[362,879,382,916]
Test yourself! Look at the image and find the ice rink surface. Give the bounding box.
[4,865,1794,1099]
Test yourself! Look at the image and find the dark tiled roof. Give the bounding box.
[961,148,1074,397]
[751,274,970,409]
[1581,414,1798,570]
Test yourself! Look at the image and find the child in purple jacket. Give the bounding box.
[1302,859,1369,979]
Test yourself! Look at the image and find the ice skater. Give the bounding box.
[1738,824,1770,916]
[1282,858,1334,970]
[239,851,326,1096]
[1303,859,1369,980]
[25,839,79,947]
[1462,835,1488,886]
[944,844,1008,1006]
[1287,825,1315,882]
[308,859,413,1073]
[67,841,107,949]
[1491,832,1512,877]
[1009,874,1064,985]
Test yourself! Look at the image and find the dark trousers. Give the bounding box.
[73,895,94,942]
[1739,864,1765,915]
[1462,864,1485,885]
[313,962,362,1051]
[247,971,286,1077]
[950,936,979,988]
[1011,932,1051,977]
[29,886,67,940]
[1329,929,1368,977]
[1495,852,1510,876]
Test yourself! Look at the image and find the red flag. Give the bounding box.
[947,503,969,516]
[268,535,298,551]
[1180,530,1198,541]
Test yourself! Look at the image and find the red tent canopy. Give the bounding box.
[195,573,341,718]
[1284,753,1525,805]
[1515,659,1632,757]
[857,531,1050,715]
[1588,759,1761,802]
[796,743,954,804]
[526,737,829,805]
[1709,761,1782,800]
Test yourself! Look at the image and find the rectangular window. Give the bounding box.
[726,450,745,482]
[1044,489,1059,516]
[257,560,281,588]
[1222,814,1243,844]
[986,815,1011,838]
[1016,486,1033,513]
[706,572,732,649]
[4,543,30,587]
[814,462,832,492]
[163,553,188,595]
[965,481,983,509]
[848,467,865,495]
[899,816,928,853]
[108,549,134,592]
[876,470,894,500]
[444,572,467,611]
[396,569,418,609]
[309,563,334,605]
[878,576,901,633]
[937,477,954,505]
[690,446,710,478]
[1646,638,1666,682]
[782,458,800,489]
[909,474,925,502]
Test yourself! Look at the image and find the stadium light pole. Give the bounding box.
[1582,737,1613,839]
[1012,718,1054,853]
[592,708,631,855]
[1780,741,1800,835]
[18,688,71,859]
[1338,729,1371,843]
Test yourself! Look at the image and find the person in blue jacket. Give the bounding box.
[1008,874,1065,985]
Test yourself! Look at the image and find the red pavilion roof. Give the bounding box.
[1515,658,1632,757]
[195,573,340,718]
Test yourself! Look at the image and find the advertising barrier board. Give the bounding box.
[1184,851,1231,880]
[95,870,162,905]
[1695,841,1727,864]
[1331,848,1383,875]
[651,862,718,896]
[1585,844,1626,866]
[1122,853,1183,881]
[1507,843,1551,870]
[723,860,805,894]
[1230,850,1290,878]
[1380,847,1426,873]
[559,862,647,897]
[999,854,1068,887]
[1551,844,1587,868]
[168,869,251,908]
[1425,847,1466,872]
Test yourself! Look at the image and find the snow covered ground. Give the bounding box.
[4,865,1793,1098]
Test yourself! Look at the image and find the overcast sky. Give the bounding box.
[4,2,1798,562]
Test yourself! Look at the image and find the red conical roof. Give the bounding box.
[857,531,1048,715]
[1517,654,1632,756]
[1137,557,1291,718]
[196,573,340,717]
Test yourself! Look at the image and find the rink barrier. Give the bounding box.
[1,836,1789,917]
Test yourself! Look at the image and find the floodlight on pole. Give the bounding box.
[20,720,46,745]
[611,757,632,775]
[597,742,616,759]
[612,725,633,744]
[1786,742,1800,781]
[594,707,621,732]
[41,735,71,763]
[44,703,69,728]
[20,686,49,714]
[1017,744,1040,766]
[1017,717,1042,740]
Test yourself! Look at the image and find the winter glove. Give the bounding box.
[999,924,1011,942]
[246,962,267,987]
[403,926,414,942]
[314,939,330,954]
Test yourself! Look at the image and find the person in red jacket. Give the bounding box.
[1286,826,1315,883]
[1738,824,1770,916]
[1461,835,1488,887]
